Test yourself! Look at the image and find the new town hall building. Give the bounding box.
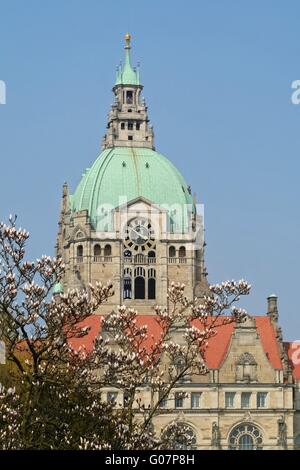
[54,35,300,450]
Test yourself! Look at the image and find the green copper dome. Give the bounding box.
[71,147,194,232]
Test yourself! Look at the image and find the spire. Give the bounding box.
[102,34,154,150]
[115,33,140,86]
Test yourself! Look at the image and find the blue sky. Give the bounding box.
[0,0,299,339]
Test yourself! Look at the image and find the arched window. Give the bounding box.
[179,246,186,258]
[169,246,176,258]
[121,122,125,130]
[239,434,254,450]
[104,244,112,257]
[148,267,156,300]
[134,277,145,299]
[134,253,146,264]
[123,268,132,300]
[148,279,156,299]
[161,423,197,450]
[126,90,133,104]
[148,268,156,278]
[148,250,156,264]
[124,267,132,277]
[77,245,83,261]
[228,423,263,450]
[94,244,101,256]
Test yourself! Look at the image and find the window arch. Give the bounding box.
[76,245,83,259]
[148,268,156,279]
[228,423,263,450]
[179,246,186,258]
[124,267,132,277]
[169,246,176,258]
[148,250,155,258]
[237,352,257,365]
[104,244,112,257]
[134,267,146,277]
[94,244,101,256]
[126,90,133,104]
[161,423,197,450]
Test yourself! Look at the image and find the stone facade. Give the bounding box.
[100,303,298,450]
[56,195,207,315]
[55,34,300,449]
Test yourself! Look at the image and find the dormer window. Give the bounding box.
[126,91,133,104]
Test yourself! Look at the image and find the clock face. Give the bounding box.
[129,224,149,245]
[125,218,155,251]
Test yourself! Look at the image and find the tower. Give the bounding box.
[56,34,208,314]
[53,35,298,450]
[102,33,154,150]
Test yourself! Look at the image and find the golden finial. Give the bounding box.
[124,33,131,49]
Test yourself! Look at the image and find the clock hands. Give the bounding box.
[130,227,148,241]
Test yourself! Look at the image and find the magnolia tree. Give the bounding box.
[0,217,251,450]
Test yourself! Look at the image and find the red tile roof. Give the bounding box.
[255,317,282,369]
[192,317,235,369]
[68,315,103,353]
[69,314,283,371]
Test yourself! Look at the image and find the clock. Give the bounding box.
[129,224,149,245]
[125,218,155,251]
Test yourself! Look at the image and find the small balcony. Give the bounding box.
[93,256,112,263]
[168,257,187,264]
[123,254,156,265]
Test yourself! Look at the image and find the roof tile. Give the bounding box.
[69,314,283,371]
